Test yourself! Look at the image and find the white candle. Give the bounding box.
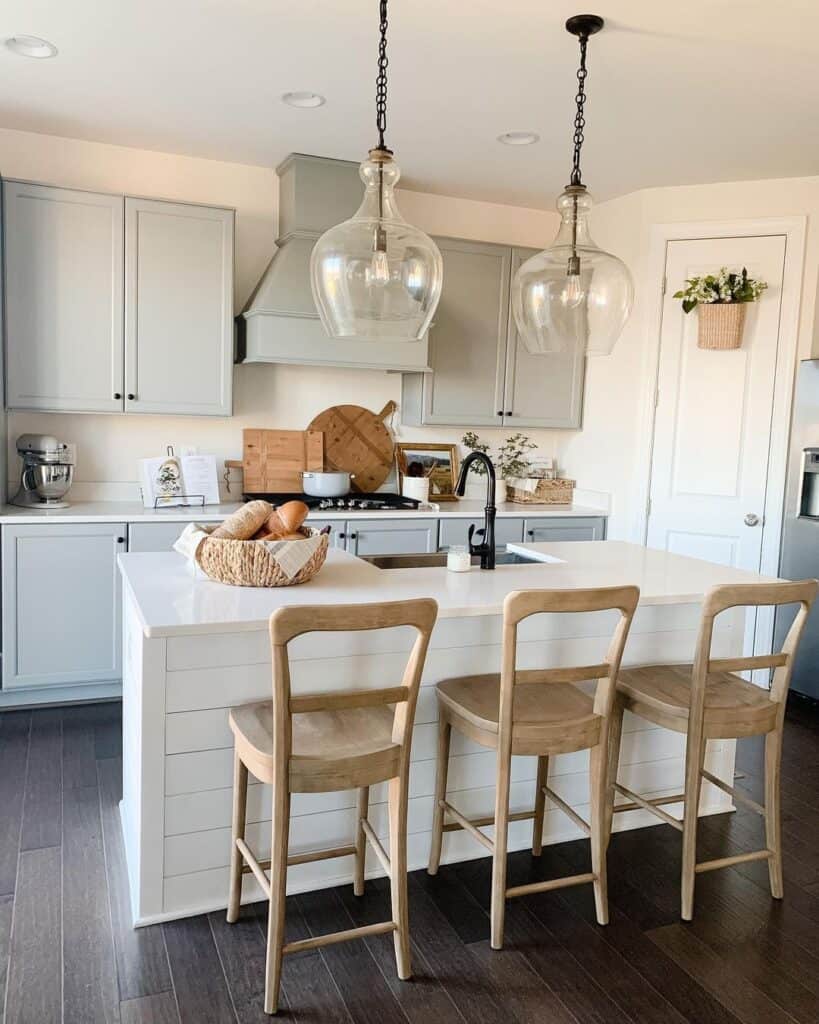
[447,545,471,572]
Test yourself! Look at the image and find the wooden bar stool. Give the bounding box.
[226,598,438,1015]
[428,585,639,949]
[606,579,817,921]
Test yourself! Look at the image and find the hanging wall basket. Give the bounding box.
[697,303,747,351]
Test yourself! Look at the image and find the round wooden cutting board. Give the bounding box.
[307,401,396,493]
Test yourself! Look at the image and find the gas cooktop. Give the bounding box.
[242,492,422,512]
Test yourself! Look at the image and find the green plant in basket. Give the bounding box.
[674,267,767,314]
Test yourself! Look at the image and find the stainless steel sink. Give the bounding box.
[362,551,541,569]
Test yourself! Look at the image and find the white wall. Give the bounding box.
[1,127,566,501]
[560,177,819,539]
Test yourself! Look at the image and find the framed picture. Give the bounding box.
[396,442,460,501]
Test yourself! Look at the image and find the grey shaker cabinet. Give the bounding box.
[523,516,607,542]
[124,198,234,416]
[403,238,511,427]
[401,239,585,429]
[438,517,524,550]
[502,247,585,429]
[3,182,234,417]
[3,182,125,413]
[344,518,439,556]
[127,521,190,552]
[2,523,126,690]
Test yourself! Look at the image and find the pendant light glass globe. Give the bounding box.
[311,151,442,341]
[512,187,633,356]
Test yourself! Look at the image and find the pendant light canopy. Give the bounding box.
[310,1,443,342]
[512,15,633,357]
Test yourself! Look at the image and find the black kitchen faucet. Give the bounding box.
[455,451,496,569]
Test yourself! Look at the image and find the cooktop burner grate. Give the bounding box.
[242,492,422,512]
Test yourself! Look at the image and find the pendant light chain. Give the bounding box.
[375,0,389,152]
[569,31,589,187]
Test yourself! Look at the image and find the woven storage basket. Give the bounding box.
[697,302,746,350]
[196,526,329,587]
[507,478,575,505]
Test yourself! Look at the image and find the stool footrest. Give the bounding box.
[695,849,772,874]
[701,769,766,816]
[441,806,535,837]
[439,800,495,852]
[542,785,590,836]
[236,838,272,899]
[614,783,684,831]
[361,819,391,874]
[506,872,596,899]
[283,920,397,956]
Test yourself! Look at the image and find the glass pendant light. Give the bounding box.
[512,15,633,356]
[310,0,442,342]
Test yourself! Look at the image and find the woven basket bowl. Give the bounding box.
[196,526,329,587]
[697,302,747,350]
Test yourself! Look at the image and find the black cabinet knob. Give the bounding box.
[527,530,534,538]
[113,392,122,400]
[127,393,136,401]
[338,532,346,539]
[349,532,358,540]
[116,536,125,544]
[506,410,513,416]
[496,410,503,416]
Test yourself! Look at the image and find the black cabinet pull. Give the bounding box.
[349,532,358,539]
[116,536,125,544]
[113,392,122,400]
[527,530,534,538]
[496,410,503,416]
[506,410,513,416]
[127,393,136,401]
[338,532,346,539]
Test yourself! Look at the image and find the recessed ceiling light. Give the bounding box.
[497,131,539,146]
[281,91,326,109]
[5,35,58,58]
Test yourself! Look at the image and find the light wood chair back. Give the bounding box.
[499,585,640,735]
[689,580,817,729]
[269,598,438,757]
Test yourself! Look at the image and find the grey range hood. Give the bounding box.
[238,153,431,372]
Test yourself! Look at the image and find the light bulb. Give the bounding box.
[368,246,390,285]
[562,273,584,308]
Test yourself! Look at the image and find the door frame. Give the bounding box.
[634,217,806,657]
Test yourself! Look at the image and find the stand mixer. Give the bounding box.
[11,434,75,509]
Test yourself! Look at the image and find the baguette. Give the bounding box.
[211,500,273,540]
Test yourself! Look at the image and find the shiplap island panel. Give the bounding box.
[117,542,775,924]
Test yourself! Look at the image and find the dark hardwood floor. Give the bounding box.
[1,699,818,1023]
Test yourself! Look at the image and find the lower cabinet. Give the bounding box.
[439,517,524,550]
[524,516,607,542]
[345,519,438,556]
[1,523,127,690]
[128,521,190,552]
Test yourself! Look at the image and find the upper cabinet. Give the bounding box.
[4,182,125,413]
[3,182,234,417]
[124,198,233,416]
[401,239,585,430]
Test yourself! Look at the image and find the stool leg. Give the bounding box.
[354,787,370,897]
[490,749,512,950]
[428,714,451,875]
[765,728,784,899]
[388,775,412,979]
[532,756,549,856]
[264,780,291,1015]
[681,728,706,921]
[604,697,625,850]
[589,742,609,925]
[227,749,248,924]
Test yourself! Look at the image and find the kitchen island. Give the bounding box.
[118,541,774,925]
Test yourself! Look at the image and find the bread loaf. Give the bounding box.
[211,500,272,540]
[258,501,310,540]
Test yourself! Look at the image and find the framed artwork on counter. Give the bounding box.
[396,442,460,502]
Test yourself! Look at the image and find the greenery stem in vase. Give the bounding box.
[461,431,537,480]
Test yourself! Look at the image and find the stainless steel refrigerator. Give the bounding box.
[774,358,819,699]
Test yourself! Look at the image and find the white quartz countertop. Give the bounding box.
[0,499,607,525]
[118,540,778,639]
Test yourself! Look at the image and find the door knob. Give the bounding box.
[744,513,760,527]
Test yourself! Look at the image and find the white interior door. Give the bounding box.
[646,235,786,659]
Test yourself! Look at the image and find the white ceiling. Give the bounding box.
[0,1,816,207]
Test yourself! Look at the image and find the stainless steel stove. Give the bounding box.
[242,491,422,512]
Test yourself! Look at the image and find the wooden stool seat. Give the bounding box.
[437,673,601,755]
[229,702,400,793]
[617,663,778,738]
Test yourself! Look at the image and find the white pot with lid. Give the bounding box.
[302,471,354,497]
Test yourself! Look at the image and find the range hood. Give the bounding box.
[238,153,431,372]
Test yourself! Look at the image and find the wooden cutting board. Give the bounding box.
[307,401,396,493]
[242,429,324,493]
